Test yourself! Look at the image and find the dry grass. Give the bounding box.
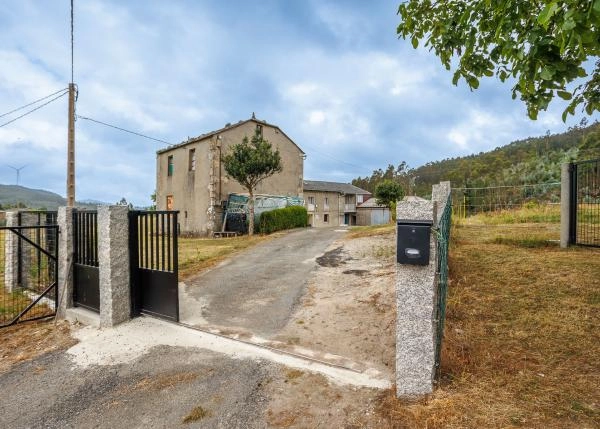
[347,223,395,239]
[377,222,600,428]
[178,233,277,279]
[0,320,76,373]
[183,405,212,423]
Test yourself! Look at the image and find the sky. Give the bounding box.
[0,0,598,206]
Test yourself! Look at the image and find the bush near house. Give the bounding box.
[257,206,307,234]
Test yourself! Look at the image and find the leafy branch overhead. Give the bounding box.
[397,0,600,120]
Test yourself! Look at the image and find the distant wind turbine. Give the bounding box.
[7,165,27,186]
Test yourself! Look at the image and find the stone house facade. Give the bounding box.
[303,181,371,227]
[156,117,305,235]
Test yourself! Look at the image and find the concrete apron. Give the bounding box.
[66,316,391,390]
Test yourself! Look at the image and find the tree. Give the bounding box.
[222,129,283,235]
[374,179,405,209]
[397,1,600,120]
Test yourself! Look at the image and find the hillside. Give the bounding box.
[353,121,600,195]
[0,185,66,209]
[0,185,102,210]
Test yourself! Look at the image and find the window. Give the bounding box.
[256,124,263,137]
[188,149,196,171]
[324,197,329,210]
[166,195,173,210]
[308,196,315,205]
[324,214,329,223]
[345,194,353,204]
[167,155,174,177]
[356,194,363,204]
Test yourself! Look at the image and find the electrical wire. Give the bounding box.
[76,114,174,145]
[0,88,69,119]
[0,91,69,128]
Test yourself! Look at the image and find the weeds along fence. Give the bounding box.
[1,211,58,327]
[452,183,561,218]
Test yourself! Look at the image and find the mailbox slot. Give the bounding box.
[396,219,432,265]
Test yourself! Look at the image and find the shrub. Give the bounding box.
[257,206,307,234]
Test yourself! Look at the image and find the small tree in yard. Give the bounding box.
[375,180,404,220]
[222,129,283,235]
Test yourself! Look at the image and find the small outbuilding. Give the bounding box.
[356,198,390,226]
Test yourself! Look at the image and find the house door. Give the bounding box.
[344,214,349,225]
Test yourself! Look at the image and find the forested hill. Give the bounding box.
[353,120,600,195]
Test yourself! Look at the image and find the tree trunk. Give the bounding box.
[248,189,255,236]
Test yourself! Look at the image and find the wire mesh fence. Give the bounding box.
[434,194,452,379]
[1,211,58,327]
[451,183,561,218]
[1,224,58,327]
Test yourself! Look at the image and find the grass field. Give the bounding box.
[378,221,600,428]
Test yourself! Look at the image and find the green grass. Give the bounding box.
[456,203,561,225]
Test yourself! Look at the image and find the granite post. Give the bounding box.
[3,211,19,292]
[98,206,131,327]
[395,182,451,397]
[57,207,74,318]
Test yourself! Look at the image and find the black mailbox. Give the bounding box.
[396,219,432,265]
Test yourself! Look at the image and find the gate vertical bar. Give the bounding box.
[568,162,577,245]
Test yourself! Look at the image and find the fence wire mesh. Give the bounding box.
[451,183,561,218]
[1,224,58,327]
[434,194,452,379]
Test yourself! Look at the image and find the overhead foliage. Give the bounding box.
[222,129,283,235]
[397,0,600,120]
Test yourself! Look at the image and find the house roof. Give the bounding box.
[303,180,371,195]
[156,117,305,155]
[357,198,387,209]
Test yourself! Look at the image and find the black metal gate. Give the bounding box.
[1,222,58,327]
[569,159,600,247]
[129,211,179,322]
[73,210,100,312]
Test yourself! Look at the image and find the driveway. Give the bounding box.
[180,227,345,337]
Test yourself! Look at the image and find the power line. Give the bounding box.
[76,114,174,145]
[0,91,69,128]
[0,88,68,119]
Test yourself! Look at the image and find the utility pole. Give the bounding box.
[66,0,76,207]
[66,83,75,206]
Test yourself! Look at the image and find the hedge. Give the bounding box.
[257,205,308,234]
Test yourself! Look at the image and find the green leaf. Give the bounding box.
[411,37,419,49]
[594,0,600,13]
[537,2,559,26]
[562,18,576,31]
[557,90,572,100]
[452,70,461,85]
[467,76,479,89]
[540,66,554,81]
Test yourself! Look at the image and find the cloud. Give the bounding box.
[0,0,598,205]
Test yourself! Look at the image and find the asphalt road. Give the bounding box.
[0,346,272,429]
[180,227,345,337]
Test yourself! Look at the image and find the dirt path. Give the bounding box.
[1,228,398,429]
[179,227,345,337]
